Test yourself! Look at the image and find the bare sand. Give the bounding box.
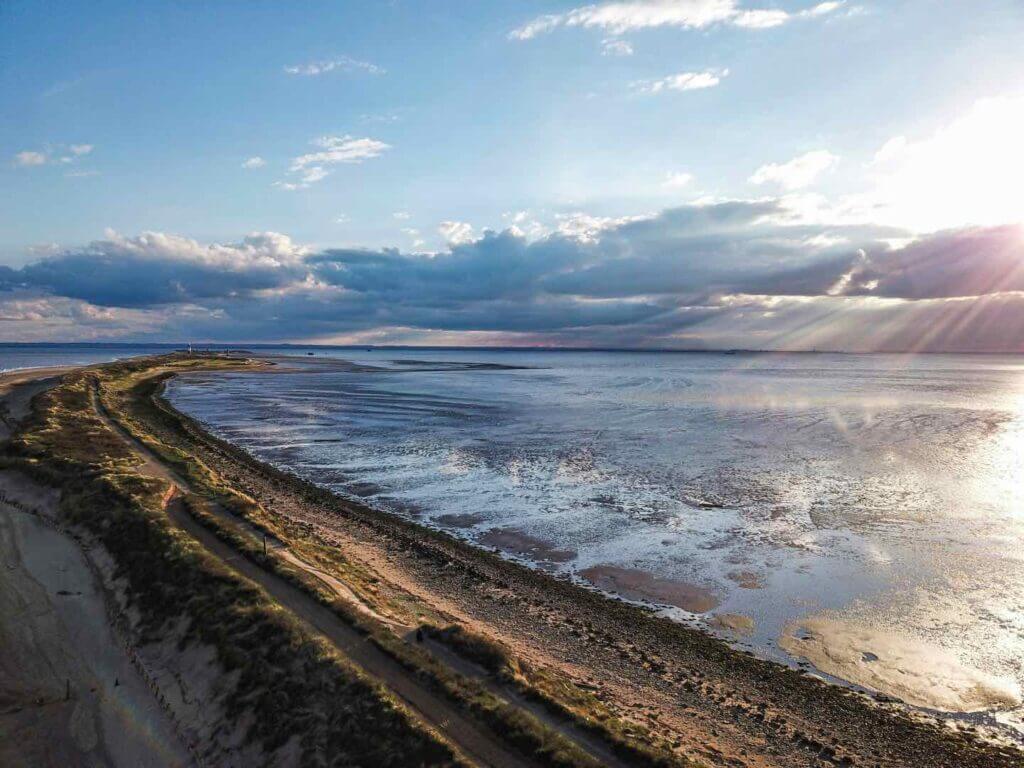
[0,470,189,767]
[0,367,73,441]
[0,370,189,767]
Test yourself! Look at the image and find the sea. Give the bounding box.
[5,344,1023,733]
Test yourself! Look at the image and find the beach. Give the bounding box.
[1,356,1022,767]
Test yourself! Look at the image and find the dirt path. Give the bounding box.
[90,387,542,768]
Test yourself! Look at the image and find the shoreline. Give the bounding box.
[138,356,1021,765]
[3,358,1022,767]
[167,356,1024,738]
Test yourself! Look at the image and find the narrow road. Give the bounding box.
[90,387,539,768]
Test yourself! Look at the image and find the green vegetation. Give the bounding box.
[1,362,461,767]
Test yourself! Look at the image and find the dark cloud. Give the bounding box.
[3,204,1023,350]
[17,232,305,307]
[839,225,1024,299]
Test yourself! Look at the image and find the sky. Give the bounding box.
[2,0,1024,351]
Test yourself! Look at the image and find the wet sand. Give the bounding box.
[580,564,720,613]
[709,613,756,636]
[478,527,577,563]
[780,617,1022,712]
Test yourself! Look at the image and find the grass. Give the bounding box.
[421,624,681,768]
[2,363,462,768]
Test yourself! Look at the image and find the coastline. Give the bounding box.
[2,356,1022,767]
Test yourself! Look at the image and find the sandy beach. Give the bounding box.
[2,356,1022,768]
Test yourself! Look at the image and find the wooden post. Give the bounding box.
[263,534,267,557]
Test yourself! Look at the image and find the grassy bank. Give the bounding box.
[1,358,462,767]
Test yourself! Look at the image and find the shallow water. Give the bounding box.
[158,349,1023,726]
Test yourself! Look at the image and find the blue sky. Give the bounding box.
[2,1,1024,349]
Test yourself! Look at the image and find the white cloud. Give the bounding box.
[393,211,411,220]
[14,150,48,167]
[402,227,426,248]
[511,0,737,39]
[14,144,96,168]
[601,38,634,56]
[299,166,329,184]
[291,135,390,170]
[284,55,384,76]
[555,211,648,242]
[510,0,844,39]
[635,69,727,94]
[801,1,845,17]
[870,136,907,166]
[749,149,839,190]
[504,210,531,224]
[662,171,694,188]
[438,221,475,245]
[242,156,266,169]
[732,9,789,28]
[280,135,390,189]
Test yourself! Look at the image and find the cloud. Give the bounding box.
[393,211,411,220]
[284,56,384,76]
[438,221,475,245]
[510,0,844,40]
[635,69,727,93]
[814,225,1024,300]
[13,144,96,168]
[663,171,694,188]
[14,230,307,307]
[732,9,789,28]
[14,151,48,167]
[280,135,390,188]
[749,150,838,190]
[801,1,845,17]
[291,136,389,169]
[601,38,634,56]
[242,156,266,169]
[4,200,1024,351]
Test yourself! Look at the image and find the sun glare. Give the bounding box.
[872,95,1024,232]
